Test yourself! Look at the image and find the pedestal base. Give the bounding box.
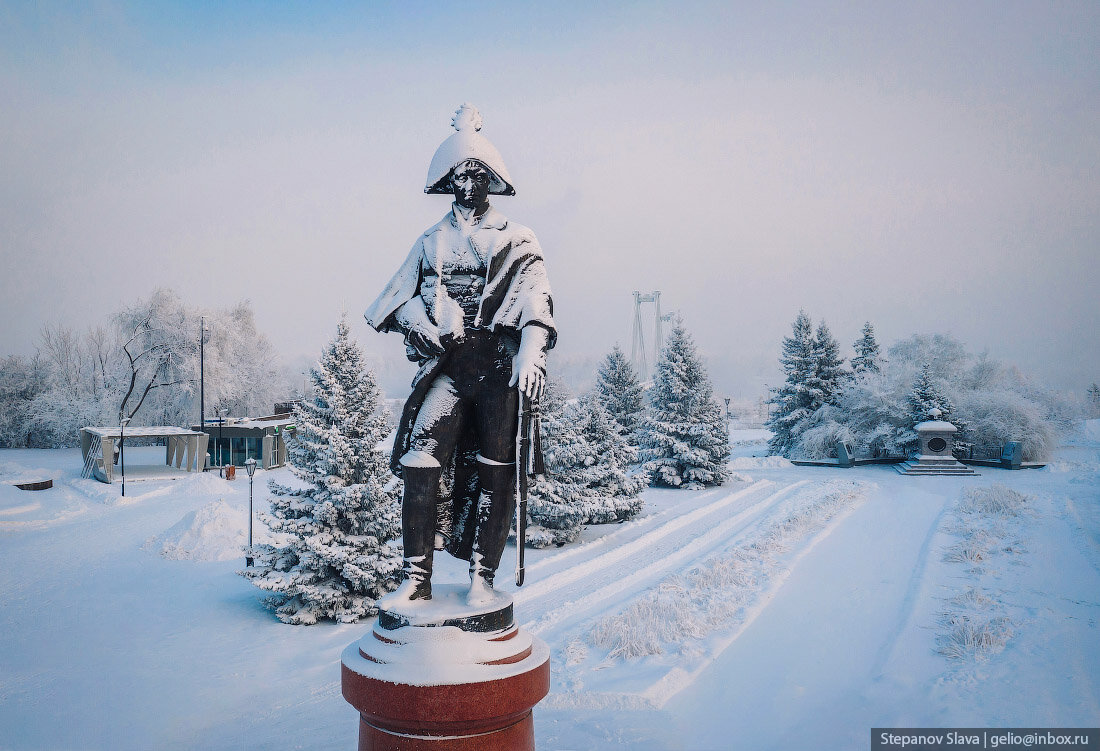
[896,456,980,476]
[354,712,536,751]
[341,584,550,751]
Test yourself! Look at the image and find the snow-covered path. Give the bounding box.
[515,479,806,639]
[2,438,1099,750]
[665,473,950,750]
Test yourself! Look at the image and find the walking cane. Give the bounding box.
[515,390,532,586]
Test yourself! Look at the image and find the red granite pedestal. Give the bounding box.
[341,584,550,751]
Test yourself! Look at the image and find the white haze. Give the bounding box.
[1,2,1097,399]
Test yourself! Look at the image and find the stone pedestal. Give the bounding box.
[341,584,550,751]
[896,419,979,476]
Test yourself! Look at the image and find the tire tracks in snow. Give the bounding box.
[517,479,808,640]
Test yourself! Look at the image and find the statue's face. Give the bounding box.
[450,161,491,210]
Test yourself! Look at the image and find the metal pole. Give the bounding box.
[218,412,226,477]
[245,457,256,567]
[654,291,662,354]
[120,418,129,497]
[247,474,254,566]
[200,317,205,438]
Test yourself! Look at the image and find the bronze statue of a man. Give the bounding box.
[364,104,555,606]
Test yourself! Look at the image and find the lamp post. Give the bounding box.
[244,457,256,567]
[200,317,208,438]
[218,408,228,477]
[724,397,731,421]
[120,416,131,497]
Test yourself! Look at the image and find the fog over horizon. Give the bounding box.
[2,2,1098,401]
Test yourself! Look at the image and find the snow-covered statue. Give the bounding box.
[364,104,555,606]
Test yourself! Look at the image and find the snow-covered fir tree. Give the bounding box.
[575,397,646,523]
[904,362,968,456]
[767,313,847,456]
[526,382,646,547]
[851,321,881,375]
[907,362,956,425]
[526,377,587,547]
[766,310,817,456]
[241,316,402,624]
[808,320,846,405]
[637,320,730,488]
[789,333,1068,462]
[593,344,645,436]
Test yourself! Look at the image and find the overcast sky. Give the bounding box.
[2,1,1097,398]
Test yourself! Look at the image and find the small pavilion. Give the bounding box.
[79,426,209,484]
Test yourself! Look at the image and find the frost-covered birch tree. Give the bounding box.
[242,316,402,624]
[3,289,289,448]
[1087,383,1100,419]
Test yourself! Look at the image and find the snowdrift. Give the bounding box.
[145,500,252,562]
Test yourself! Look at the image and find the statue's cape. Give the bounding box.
[364,206,554,346]
[364,206,555,559]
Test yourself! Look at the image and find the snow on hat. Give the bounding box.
[424,103,515,196]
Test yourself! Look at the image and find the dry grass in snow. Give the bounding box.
[587,481,867,660]
[936,484,1034,661]
[937,614,1015,659]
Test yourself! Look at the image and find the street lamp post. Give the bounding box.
[200,317,208,440]
[724,397,731,421]
[218,408,228,477]
[120,416,131,497]
[244,457,256,567]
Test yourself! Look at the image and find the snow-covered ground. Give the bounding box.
[1,429,1098,750]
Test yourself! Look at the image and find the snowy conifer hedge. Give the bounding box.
[787,332,1069,462]
[638,320,730,488]
[594,345,645,436]
[767,311,848,456]
[526,379,646,548]
[241,317,402,624]
[851,322,881,375]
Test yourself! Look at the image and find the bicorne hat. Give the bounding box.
[425,104,515,196]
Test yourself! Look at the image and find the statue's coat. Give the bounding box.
[364,206,554,558]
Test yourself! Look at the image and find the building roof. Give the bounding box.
[192,415,296,432]
[82,426,206,439]
[914,420,957,433]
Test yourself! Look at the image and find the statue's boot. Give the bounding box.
[391,463,441,602]
[467,459,516,606]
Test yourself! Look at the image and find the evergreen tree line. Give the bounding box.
[528,319,731,546]
[766,311,1073,462]
[246,316,734,622]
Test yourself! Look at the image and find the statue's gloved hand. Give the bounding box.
[395,298,445,359]
[509,325,549,401]
[408,329,446,359]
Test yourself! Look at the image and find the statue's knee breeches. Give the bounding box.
[406,374,462,466]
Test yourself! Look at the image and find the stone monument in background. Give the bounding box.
[895,409,979,476]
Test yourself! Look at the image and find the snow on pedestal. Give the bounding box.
[341,583,550,750]
[895,420,979,476]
